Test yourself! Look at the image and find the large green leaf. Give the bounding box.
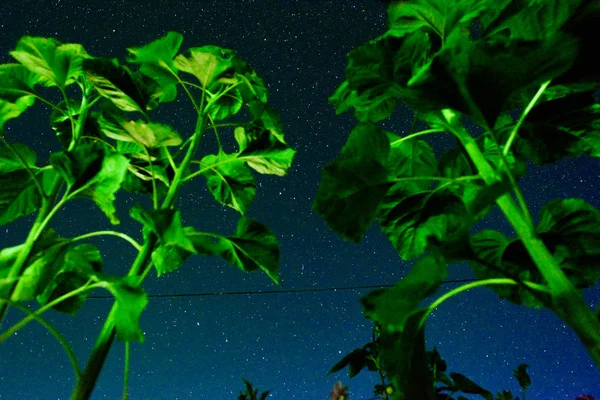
[235,125,296,176]
[361,256,447,333]
[468,199,600,305]
[468,229,548,308]
[50,143,129,224]
[387,132,437,186]
[552,1,600,92]
[481,0,582,41]
[97,104,182,148]
[0,229,69,301]
[0,144,47,226]
[0,64,40,105]
[313,124,396,243]
[378,184,472,261]
[0,143,36,173]
[0,97,35,130]
[98,275,148,343]
[535,198,600,288]
[332,37,403,123]
[126,32,184,103]
[409,28,577,129]
[174,45,237,88]
[199,152,256,215]
[216,217,280,284]
[497,91,600,165]
[83,58,162,114]
[130,205,196,254]
[206,82,243,121]
[36,244,103,314]
[387,0,486,41]
[9,36,89,89]
[235,64,268,104]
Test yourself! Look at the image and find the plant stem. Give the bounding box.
[70,231,142,252]
[418,278,538,330]
[503,80,551,157]
[445,110,600,368]
[70,236,156,400]
[123,341,130,400]
[389,128,445,147]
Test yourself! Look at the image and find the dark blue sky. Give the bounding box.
[0,0,599,399]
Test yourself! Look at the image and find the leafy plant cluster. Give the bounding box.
[314,0,600,398]
[0,31,295,398]
[329,323,532,400]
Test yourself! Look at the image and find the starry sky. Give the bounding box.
[0,0,599,399]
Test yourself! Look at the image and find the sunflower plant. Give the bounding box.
[314,0,600,398]
[0,31,295,399]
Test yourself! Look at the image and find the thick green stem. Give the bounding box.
[445,110,600,368]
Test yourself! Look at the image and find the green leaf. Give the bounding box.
[206,82,243,121]
[468,230,549,308]
[313,124,395,243]
[98,105,182,148]
[481,0,582,41]
[36,244,103,314]
[512,364,531,390]
[50,143,129,224]
[9,36,89,89]
[333,37,404,123]
[151,244,190,278]
[379,184,472,261]
[236,65,268,104]
[0,143,36,173]
[126,32,184,103]
[328,344,376,378]
[83,58,162,114]
[0,63,41,98]
[535,198,600,288]
[217,217,280,284]
[361,255,447,333]
[0,229,69,301]
[235,125,296,176]
[199,152,256,215]
[412,28,577,129]
[470,199,600,303]
[130,205,196,254]
[101,276,148,343]
[387,0,486,41]
[0,96,35,130]
[247,101,287,143]
[450,373,493,400]
[0,145,48,226]
[174,45,237,88]
[387,132,437,187]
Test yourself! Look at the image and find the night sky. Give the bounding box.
[1,1,599,399]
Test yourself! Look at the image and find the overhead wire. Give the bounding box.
[86,277,482,299]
